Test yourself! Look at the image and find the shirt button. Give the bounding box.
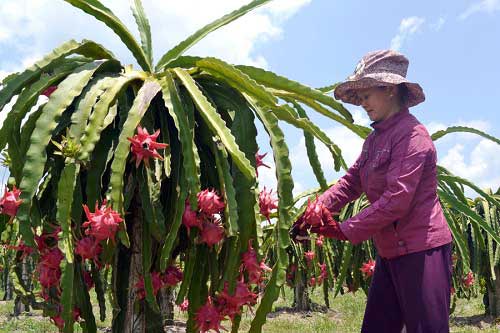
[398,240,405,246]
[394,232,398,237]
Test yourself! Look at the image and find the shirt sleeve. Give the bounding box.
[339,129,431,244]
[316,152,364,214]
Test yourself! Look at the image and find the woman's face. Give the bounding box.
[357,86,399,122]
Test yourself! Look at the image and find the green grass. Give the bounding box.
[0,288,498,332]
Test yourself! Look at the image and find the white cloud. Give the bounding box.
[0,0,311,73]
[390,16,425,51]
[459,0,500,20]
[430,17,446,31]
[439,140,500,194]
[426,119,491,144]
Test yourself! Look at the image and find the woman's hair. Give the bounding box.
[396,84,409,107]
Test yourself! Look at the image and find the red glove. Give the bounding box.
[310,208,348,240]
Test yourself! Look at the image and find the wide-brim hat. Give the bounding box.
[334,50,425,107]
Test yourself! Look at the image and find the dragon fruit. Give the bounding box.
[0,185,22,217]
[304,251,315,264]
[42,85,57,97]
[162,266,183,286]
[360,259,376,278]
[75,237,102,262]
[179,298,189,312]
[216,281,257,320]
[463,272,474,288]
[241,240,270,285]
[258,187,278,223]
[182,200,201,235]
[199,220,225,248]
[51,315,65,330]
[195,297,225,333]
[302,197,325,228]
[127,126,168,168]
[255,149,270,177]
[197,189,225,216]
[37,264,61,288]
[82,200,123,243]
[135,272,164,300]
[315,235,324,247]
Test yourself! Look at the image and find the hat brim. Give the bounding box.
[334,73,425,107]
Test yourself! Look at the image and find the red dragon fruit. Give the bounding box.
[42,85,57,97]
[82,200,123,243]
[75,237,102,262]
[182,200,201,235]
[241,240,270,285]
[463,272,474,288]
[302,197,325,228]
[162,266,183,286]
[315,235,324,247]
[199,220,225,248]
[179,298,189,312]
[360,259,376,278]
[195,297,225,333]
[135,272,164,300]
[40,247,64,269]
[0,185,22,217]
[216,281,257,320]
[197,189,225,216]
[258,187,278,223]
[37,264,62,288]
[255,149,270,177]
[127,126,168,168]
[304,251,315,264]
[51,315,65,330]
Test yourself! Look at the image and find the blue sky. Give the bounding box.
[0,0,499,196]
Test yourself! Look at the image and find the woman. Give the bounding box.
[291,50,453,333]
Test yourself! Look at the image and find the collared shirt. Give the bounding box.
[317,108,452,258]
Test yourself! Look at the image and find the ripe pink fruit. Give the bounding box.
[304,251,315,264]
[316,235,324,247]
[179,298,189,312]
[182,200,201,235]
[199,220,225,248]
[162,266,183,286]
[0,186,22,217]
[195,297,225,333]
[127,126,168,168]
[135,272,164,300]
[463,272,474,288]
[255,149,271,177]
[302,197,324,227]
[82,200,123,243]
[75,237,102,262]
[360,259,376,278]
[197,189,225,216]
[258,187,278,223]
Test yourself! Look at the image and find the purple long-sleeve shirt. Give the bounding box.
[318,109,452,258]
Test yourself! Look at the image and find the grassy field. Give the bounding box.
[0,288,498,332]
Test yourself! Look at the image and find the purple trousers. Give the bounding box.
[361,243,452,333]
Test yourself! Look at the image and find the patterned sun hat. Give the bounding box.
[334,50,425,107]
